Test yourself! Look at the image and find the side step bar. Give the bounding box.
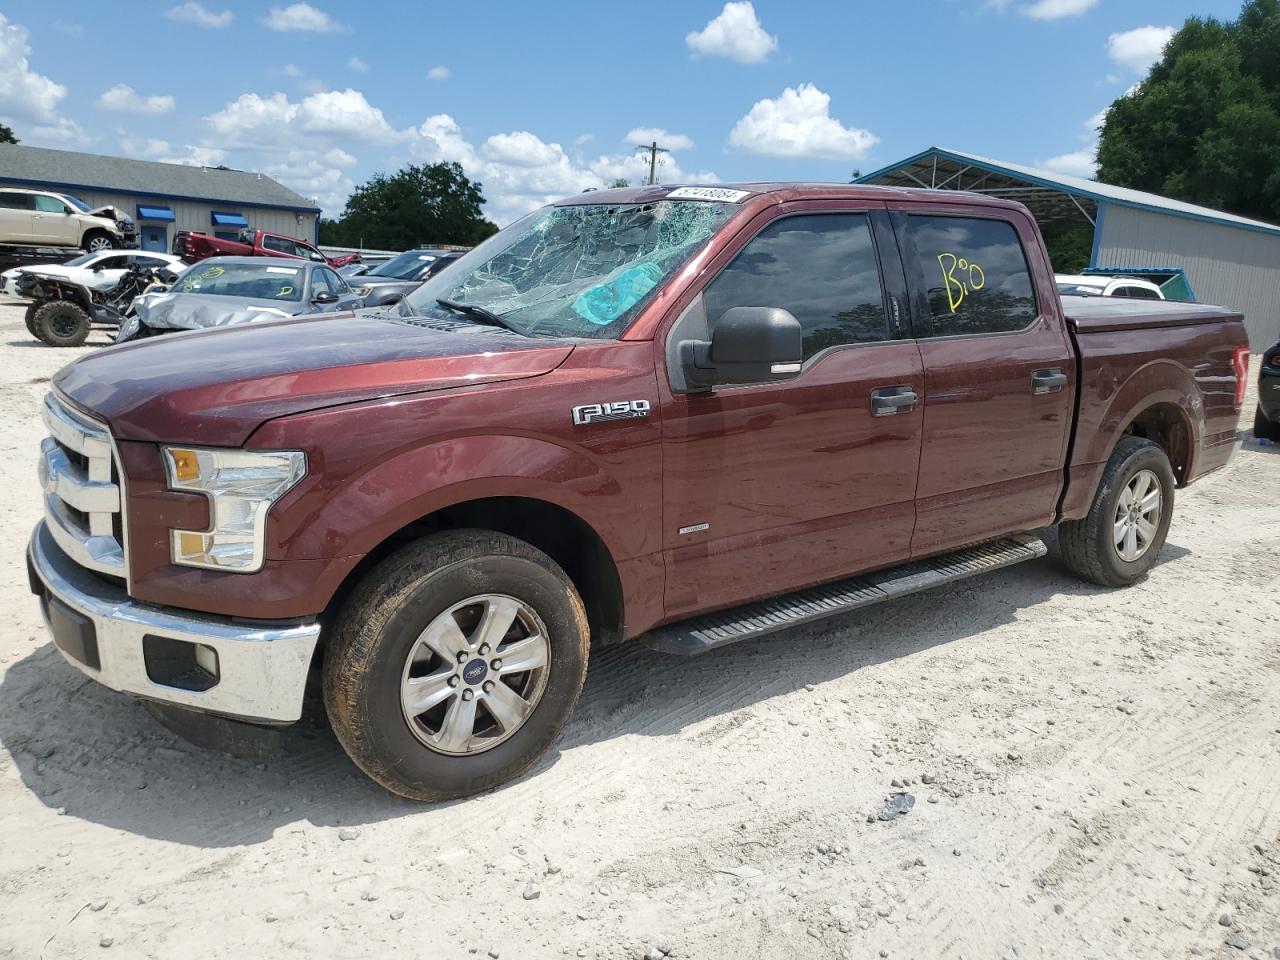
[645,533,1047,657]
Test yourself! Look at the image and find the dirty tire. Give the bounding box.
[1058,436,1175,588]
[24,301,39,337]
[1255,405,1280,442]
[31,300,90,347]
[324,530,590,801]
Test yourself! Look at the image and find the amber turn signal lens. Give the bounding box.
[170,449,200,482]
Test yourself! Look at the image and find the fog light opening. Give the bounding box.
[143,635,220,692]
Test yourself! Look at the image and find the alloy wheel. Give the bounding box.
[1113,468,1162,562]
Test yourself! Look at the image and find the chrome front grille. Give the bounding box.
[38,393,127,577]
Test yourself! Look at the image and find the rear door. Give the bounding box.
[0,191,35,243]
[658,202,925,619]
[893,204,1075,555]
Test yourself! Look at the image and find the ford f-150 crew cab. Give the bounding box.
[28,183,1250,801]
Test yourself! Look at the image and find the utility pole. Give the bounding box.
[635,140,670,186]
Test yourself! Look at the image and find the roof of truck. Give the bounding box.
[557,181,1026,212]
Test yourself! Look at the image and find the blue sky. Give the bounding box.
[0,0,1245,223]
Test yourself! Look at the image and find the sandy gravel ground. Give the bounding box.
[0,299,1277,960]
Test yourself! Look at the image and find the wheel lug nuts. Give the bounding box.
[461,688,474,701]
[456,651,467,664]
[491,659,502,671]
[448,675,460,688]
[482,680,494,693]
[478,643,490,655]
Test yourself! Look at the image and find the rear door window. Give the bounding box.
[905,215,1037,338]
[703,213,890,360]
[0,192,34,210]
[262,235,293,255]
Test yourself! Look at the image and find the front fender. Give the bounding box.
[262,431,647,566]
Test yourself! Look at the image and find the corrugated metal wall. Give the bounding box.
[0,182,317,250]
[1097,204,1280,348]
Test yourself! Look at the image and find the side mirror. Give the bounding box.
[312,290,340,304]
[678,306,803,391]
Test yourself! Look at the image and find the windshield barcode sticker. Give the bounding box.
[666,187,751,203]
[266,267,300,274]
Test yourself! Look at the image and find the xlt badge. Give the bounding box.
[572,400,651,426]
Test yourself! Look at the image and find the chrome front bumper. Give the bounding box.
[28,522,320,723]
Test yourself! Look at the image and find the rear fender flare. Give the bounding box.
[1083,358,1201,476]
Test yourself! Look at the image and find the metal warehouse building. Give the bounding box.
[0,144,320,255]
[858,147,1280,348]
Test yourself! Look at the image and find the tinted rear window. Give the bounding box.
[907,215,1037,337]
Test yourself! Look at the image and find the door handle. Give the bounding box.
[870,385,918,416]
[1031,368,1068,395]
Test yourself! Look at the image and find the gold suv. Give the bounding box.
[0,187,133,252]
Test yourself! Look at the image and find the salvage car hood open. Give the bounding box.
[53,310,575,446]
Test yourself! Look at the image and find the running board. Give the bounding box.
[645,533,1047,657]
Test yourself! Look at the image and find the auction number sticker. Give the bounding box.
[666,186,752,203]
[266,267,299,274]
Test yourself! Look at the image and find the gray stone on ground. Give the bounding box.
[522,883,541,901]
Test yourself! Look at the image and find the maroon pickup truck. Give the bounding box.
[173,227,358,268]
[29,183,1249,801]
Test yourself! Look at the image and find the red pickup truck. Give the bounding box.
[29,183,1249,801]
[172,227,358,268]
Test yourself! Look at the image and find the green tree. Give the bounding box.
[1097,0,1280,223]
[0,124,17,144]
[322,161,498,249]
[610,178,630,188]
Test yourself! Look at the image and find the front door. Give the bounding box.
[659,205,924,620]
[31,194,77,244]
[892,204,1076,556]
[140,225,168,252]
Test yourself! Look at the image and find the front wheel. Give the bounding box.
[82,231,115,254]
[1058,436,1176,587]
[324,530,590,801]
[31,299,90,347]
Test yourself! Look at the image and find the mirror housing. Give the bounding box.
[678,306,803,391]
[311,290,340,304]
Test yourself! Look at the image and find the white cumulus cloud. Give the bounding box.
[1107,25,1175,73]
[348,55,368,72]
[1041,149,1096,178]
[685,1,777,64]
[427,65,450,81]
[624,127,694,152]
[165,2,232,28]
[1022,0,1097,19]
[0,14,68,123]
[262,3,341,32]
[409,115,718,225]
[729,83,877,160]
[205,89,404,148]
[98,84,175,115]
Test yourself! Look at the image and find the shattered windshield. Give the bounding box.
[400,200,737,339]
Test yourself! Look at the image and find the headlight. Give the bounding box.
[162,446,306,572]
[355,285,372,297]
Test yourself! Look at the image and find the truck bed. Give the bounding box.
[1062,295,1242,333]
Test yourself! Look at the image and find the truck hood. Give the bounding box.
[54,310,575,446]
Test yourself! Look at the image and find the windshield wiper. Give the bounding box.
[435,298,521,333]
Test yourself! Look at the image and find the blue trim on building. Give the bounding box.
[136,204,175,222]
[857,148,1280,240]
[211,211,249,227]
[1090,201,1106,266]
[0,174,320,215]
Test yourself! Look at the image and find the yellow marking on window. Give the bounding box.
[937,253,986,313]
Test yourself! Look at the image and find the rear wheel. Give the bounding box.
[1058,436,1175,587]
[324,530,590,801]
[31,299,90,347]
[1255,405,1280,441]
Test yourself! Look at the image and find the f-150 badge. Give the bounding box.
[572,400,651,426]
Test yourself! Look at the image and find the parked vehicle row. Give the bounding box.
[174,227,360,269]
[25,182,1251,802]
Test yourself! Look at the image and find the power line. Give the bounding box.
[634,140,671,186]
